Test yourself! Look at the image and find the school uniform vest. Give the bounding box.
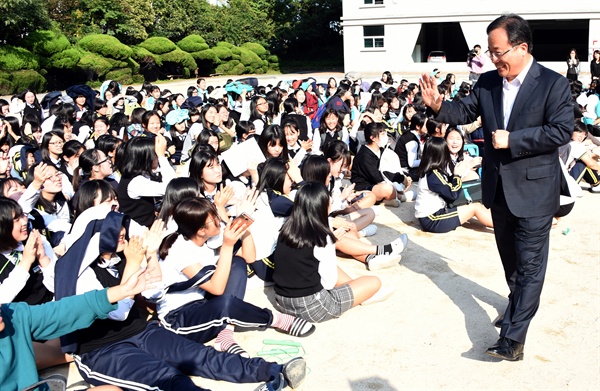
[0,254,53,305]
[117,177,157,228]
[320,129,342,151]
[395,131,420,168]
[273,241,322,298]
[285,114,309,141]
[76,259,148,354]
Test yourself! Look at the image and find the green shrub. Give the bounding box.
[46,48,83,69]
[11,70,46,92]
[131,46,161,66]
[105,68,133,84]
[231,63,245,75]
[139,37,177,55]
[126,57,140,73]
[192,49,218,62]
[78,34,133,60]
[241,42,267,59]
[216,42,234,49]
[0,46,40,72]
[78,52,113,78]
[239,48,262,69]
[22,30,71,57]
[160,49,196,70]
[106,58,129,69]
[231,47,242,55]
[0,76,13,95]
[267,54,279,64]
[212,46,233,61]
[133,74,144,84]
[231,54,241,61]
[177,35,209,52]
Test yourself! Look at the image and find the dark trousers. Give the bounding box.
[220,255,249,300]
[76,322,281,390]
[491,180,554,344]
[162,295,273,343]
[570,161,599,186]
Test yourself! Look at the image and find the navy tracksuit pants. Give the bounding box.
[75,322,282,391]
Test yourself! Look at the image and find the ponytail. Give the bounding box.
[159,232,179,260]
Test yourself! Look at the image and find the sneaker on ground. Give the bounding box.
[367,253,400,271]
[282,357,307,389]
[359,224,378,237]
[390,233,408,255]
[361,285,395,306]
[590,183,600,193]
[254,373,284,391]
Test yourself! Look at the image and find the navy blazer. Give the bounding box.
[436,59,573,218]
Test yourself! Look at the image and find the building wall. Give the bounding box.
[342,0,600,75]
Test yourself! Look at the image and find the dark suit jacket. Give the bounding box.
[436,59,573,218]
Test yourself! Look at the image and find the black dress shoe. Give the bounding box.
[493,315,504,328]
[485,337,524,361]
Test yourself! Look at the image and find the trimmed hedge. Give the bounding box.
[131,46,162,66]
[238,48,263,73]
[78,52,113,78]
[22,30,71,57]
[192,49,218,62]
[160,49,196,77]
[213,46,233,61]
[79,34,133,60]
[11,70,47,92]
[216,42,234,49]
[177,35,209,53]
[241,42,267,59]
[46,48,82,69]
[139,37,177,55]
[105,68,133,84]
[0,46,40,72]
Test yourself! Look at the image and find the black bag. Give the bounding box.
[448,179,482,208]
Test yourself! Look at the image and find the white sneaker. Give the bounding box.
[359,224,378,237]
[590,183,600,193]
[366,253,400,271]
[390,233,408,255]
[403,189,416,202]
[361,285,395,305]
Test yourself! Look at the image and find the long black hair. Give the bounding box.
[256,157,288,194]
[258,124,289,161]
[157,177,201,222]
[300,155,330,185]
[0,197,25,251]
[189,145,222,196]
[417,137,453,179]
[278,181,336,249]
[119,137,157,179]
[73,179,118,220]
[158,197,219,259]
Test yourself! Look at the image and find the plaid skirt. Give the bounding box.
[274,284,354,323]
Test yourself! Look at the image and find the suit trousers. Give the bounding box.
[491,178,554,344]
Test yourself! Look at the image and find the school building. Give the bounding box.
[341,1,600,76]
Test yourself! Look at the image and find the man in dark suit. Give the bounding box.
[420,14,573,361]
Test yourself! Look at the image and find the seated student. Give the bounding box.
[235,120,256,143]
[54,206,307,391]
[258,124,290,162]
[425,118,448,139]
[283,118,312,167]
[116,136,175,227]
[25,163,72,245]
[351,122,411,208]
[564,121,600,192]
[394,112,428,181]
[324,140,377,211]
[313,108,349,153]
[301,154,376,237]
[414,137,493,233]
[279,97,313,141]
[157,198,315,358]
[444,127,480,182]
[273,182,394,323]
[0,269,152,391]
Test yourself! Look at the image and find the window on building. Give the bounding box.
[364,0,384,4]
[364,25,385,48]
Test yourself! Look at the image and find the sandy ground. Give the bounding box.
[42,187,599,391]
[37,74,599,390]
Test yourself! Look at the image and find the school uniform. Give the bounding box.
[414,169,463,233]
[54,207,286,391]
[273,237,353,323]
[157,235,275,344]
[394,130,424,181]
[351,144,384,191]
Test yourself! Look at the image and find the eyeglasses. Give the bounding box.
[48,141,64,146]
[95,157,112,166]
[485,44,521,60]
